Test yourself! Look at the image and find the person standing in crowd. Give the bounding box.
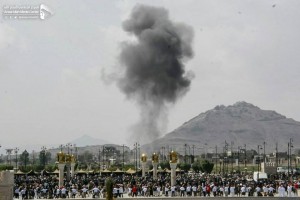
[186,184,191,196]
[202,184,207,197]
[119,184,124,197]
[278,184,286,197]
[180,185,185,196]
[14,186,20,199]
[263,184,268,196]
[92,185,100,198]
[164,184,169,197]
[192,184,197,196]
[224,184,229,197]
[61,186,67,198]
[230,184,235,197]
[268,184,275,197]
[20,187,26,200]
[287,183,293,197]
[81,185,88,198]
[71,186,77,198]
[255,185,262,196]
[156,185,161,196]
[171,185,176,196]
[132,185,137,197]
[241,185,246,196]
[212,184,218,197]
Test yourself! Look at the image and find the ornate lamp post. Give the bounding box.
[70,154,76,178]
[141,153,147,177]
[152,153,159,180]
[169,151,178,187]
[56,151,66,187]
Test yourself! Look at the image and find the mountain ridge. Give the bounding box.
[142,101,300,154]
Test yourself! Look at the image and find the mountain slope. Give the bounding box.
[69,134,110,147]
[142,101,300,154]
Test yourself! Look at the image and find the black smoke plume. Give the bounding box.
[118,4,194,143]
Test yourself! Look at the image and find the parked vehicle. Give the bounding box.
[253,172,268,182]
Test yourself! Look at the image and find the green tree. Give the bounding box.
[201,159,214,173]
[39,151,51,167]
[191,161,202,172]
[78,151,93,164]
[19,150,30,168]
[105,177,114,200]
[178,163,191,172]
[159,161,170,170]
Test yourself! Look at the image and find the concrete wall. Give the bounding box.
[0,171,14,200]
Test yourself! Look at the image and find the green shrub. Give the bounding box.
[105,177,114,200]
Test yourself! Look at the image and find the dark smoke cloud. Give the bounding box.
[118,4,194,143]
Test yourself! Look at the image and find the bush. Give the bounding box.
[105,177,114,200]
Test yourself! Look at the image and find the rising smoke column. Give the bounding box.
[118,4,194,143]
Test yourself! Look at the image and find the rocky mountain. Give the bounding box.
[69,134,110,147]
[142,101,300,154]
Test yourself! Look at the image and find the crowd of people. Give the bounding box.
[13,172,299,199]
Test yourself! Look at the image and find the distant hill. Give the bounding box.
[69,134,110,147]
[142,101,300,154]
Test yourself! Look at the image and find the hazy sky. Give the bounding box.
[1,0,300,154]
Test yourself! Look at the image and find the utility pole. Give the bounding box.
[192,145,195,164]
[231,141,234,173]
[275,142,278,170]
[215,145,218,173]
[14,147,19,171]
[288,138,293,178]
[184,144,187,164]
[98,148,101,173]
[237,146,241,173]
[244,144,247,168]
[263,141,266,163]
[122,144,125,171]
[102,146,105,170]
[257,145,262,171]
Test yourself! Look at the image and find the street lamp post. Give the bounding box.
[134,143,140,171]
[66,143,72,154]
[238,146,242,173]
[215,145,218,173]
[244,144,247,168]
[6,149,13,166]
[102,146,105,170]
[122,144,125,171]
[41,146,47,169]
[14,147,19,171]
[192,145,195,164]
[257,145,262,171]
[263,141,266,163]
[24,150,29,170]
[288,138,293,178]
[98,148,101,174]
[184,144,187,164]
